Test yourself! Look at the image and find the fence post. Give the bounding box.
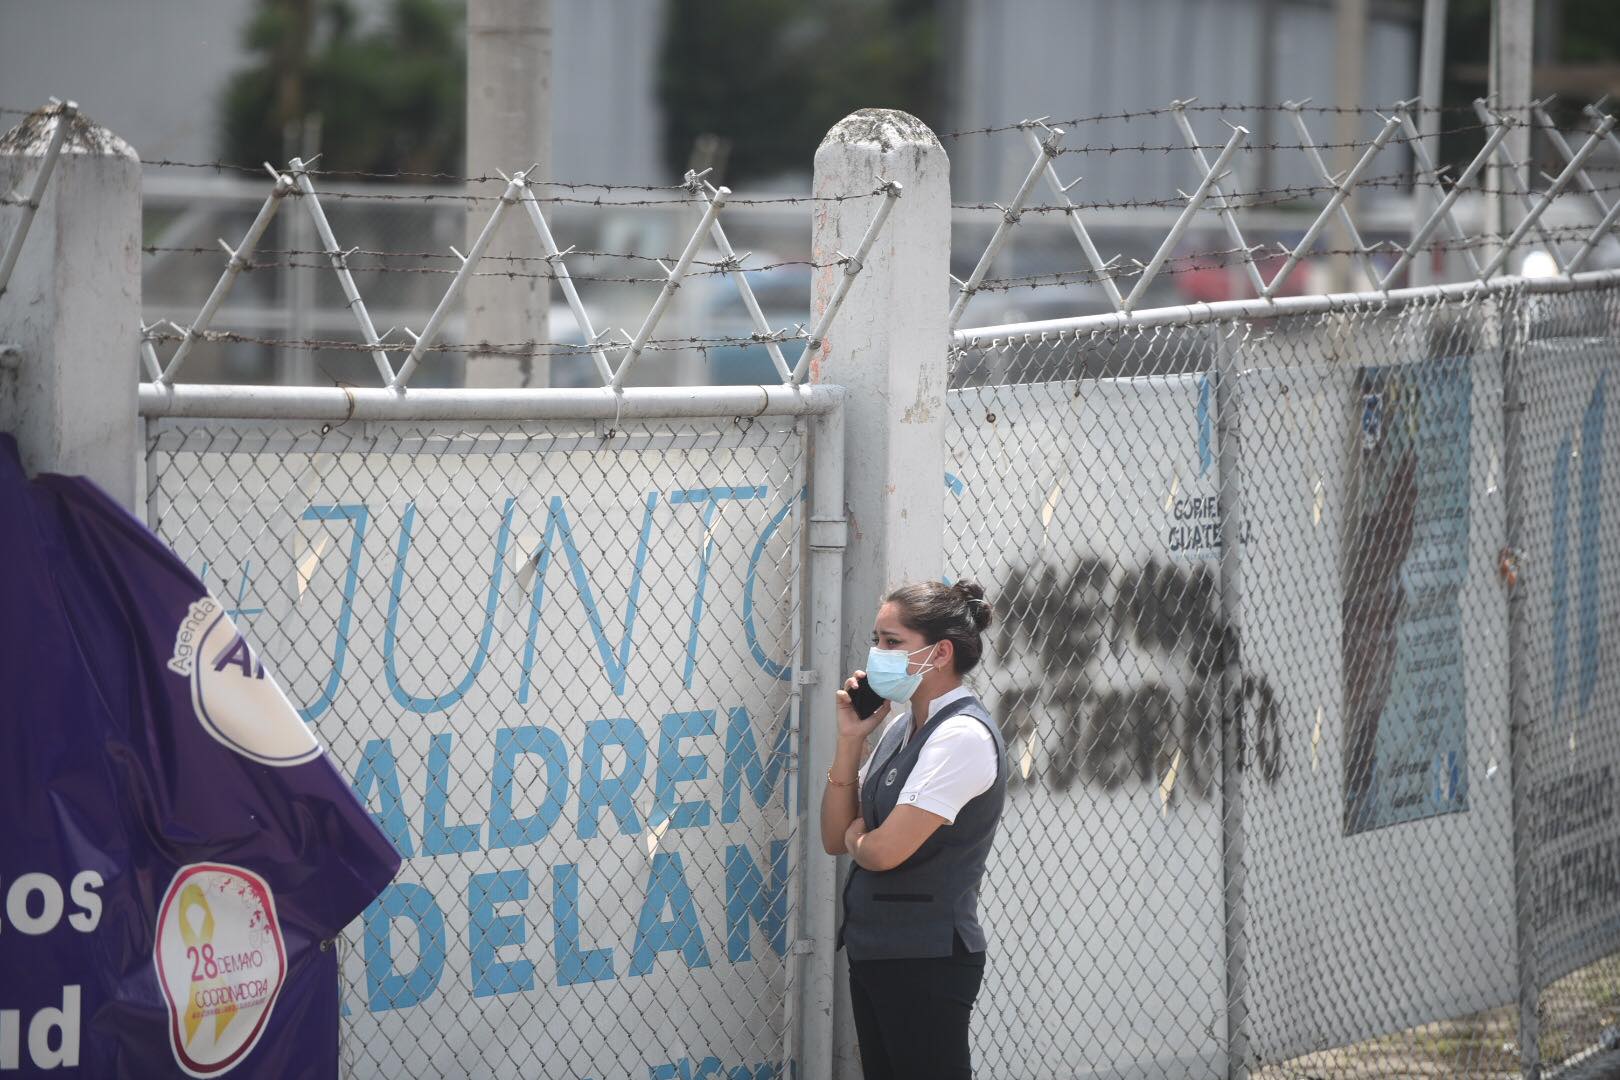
[806,108,951,1080]
[1501,285,1540,1079]
[0,106,141,511]
[1214,326,1252,1080]
[465,0,551,388]
[1486,0,1534,273]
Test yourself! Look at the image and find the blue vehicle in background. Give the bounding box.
[537,258,815,387]
[691,258,814,385]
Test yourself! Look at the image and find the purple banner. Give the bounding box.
[0,435,400,1078]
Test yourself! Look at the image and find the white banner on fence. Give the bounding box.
[146,420,803,1080]
[1238,349,1515,1063]
[948,372,1233,1080]
[1522,337,1620,985]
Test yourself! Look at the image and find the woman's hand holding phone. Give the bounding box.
[835,670,889,741]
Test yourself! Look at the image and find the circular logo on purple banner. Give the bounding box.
[166,596,321,767]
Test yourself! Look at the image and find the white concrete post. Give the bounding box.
[1413,0,1448,287]
[1491,9,1539,1077]
[806,108,951,1080]
[1488,0,1534,273]
[0,107,140,510]
[1330,0,1370,291]
[465,0,551,388]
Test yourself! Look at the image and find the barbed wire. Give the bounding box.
[967,225,1607,293]
[141,228,1611,355]
[135,120,1568,190]
[143,157,691,190]
[153,224,1608,290]
[149,161,1535,210]
[942,101,1576,139]
[142,244,829,272]
[168,260,681,285]
[951,171,1620,214]
[140,157,878,206]
[144,171,1620,220]
[140,325,803,358]
[138,246,1620,363]
[140,246,828,284]
[175,184,878,208]
[141,258,795,286]
[1049,119,1530,157]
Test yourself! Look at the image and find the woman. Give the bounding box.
[820,579,1006,1080]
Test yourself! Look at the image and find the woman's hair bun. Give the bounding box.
[951,579,994,631]
[885,579,995,673]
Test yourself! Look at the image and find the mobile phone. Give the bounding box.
[848,674,886,720]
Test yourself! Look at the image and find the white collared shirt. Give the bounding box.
[856,684,997,824]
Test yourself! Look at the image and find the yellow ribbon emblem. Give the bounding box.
[178,883,238,1045]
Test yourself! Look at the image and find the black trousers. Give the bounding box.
[847,934,986,1080]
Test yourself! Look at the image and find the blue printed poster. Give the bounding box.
[1341,356,1473,834]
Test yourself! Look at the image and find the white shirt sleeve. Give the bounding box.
[893,717,998,824]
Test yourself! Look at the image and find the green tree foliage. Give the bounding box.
[1441,0,1620,171]
[656,0,943,185]
[1561,0,1620,65]
[220,0,465,175]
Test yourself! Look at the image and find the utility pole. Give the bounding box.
[1255,0,1281,198]
[1331,0,1370,291]
[1488,0,1534,274]
[465,0,551,388]
[1490,5,1538,1080]
[274,0,316,383]
[1413,0,1447,286]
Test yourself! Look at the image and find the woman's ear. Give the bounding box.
[933,637,956,671]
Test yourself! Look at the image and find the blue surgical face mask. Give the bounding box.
[865,642,939,704]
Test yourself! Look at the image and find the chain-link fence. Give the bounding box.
[144,413,810,1080]
[946,279,1620,1078]
[136,278,1620,1080]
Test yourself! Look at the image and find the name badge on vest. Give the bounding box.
[883,767,899,787]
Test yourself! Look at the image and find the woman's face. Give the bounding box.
[871,602,936,671]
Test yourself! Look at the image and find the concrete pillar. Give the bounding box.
[0,106,140,510]
[465,0,550,388]
[1493,11,1538,1072]
[1331,0,1370,291]
[1412,0,1448,287]
[807,108,951,1080]
[1489,0,1535,268]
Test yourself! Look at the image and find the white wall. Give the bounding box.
[951,0,1419,204]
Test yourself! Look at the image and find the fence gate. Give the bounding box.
[140,389,839,1080]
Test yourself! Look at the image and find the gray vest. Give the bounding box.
[837,692,1008,961]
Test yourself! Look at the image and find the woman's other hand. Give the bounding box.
[843,816,868,856]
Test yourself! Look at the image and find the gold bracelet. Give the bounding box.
[826,767,857,788]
